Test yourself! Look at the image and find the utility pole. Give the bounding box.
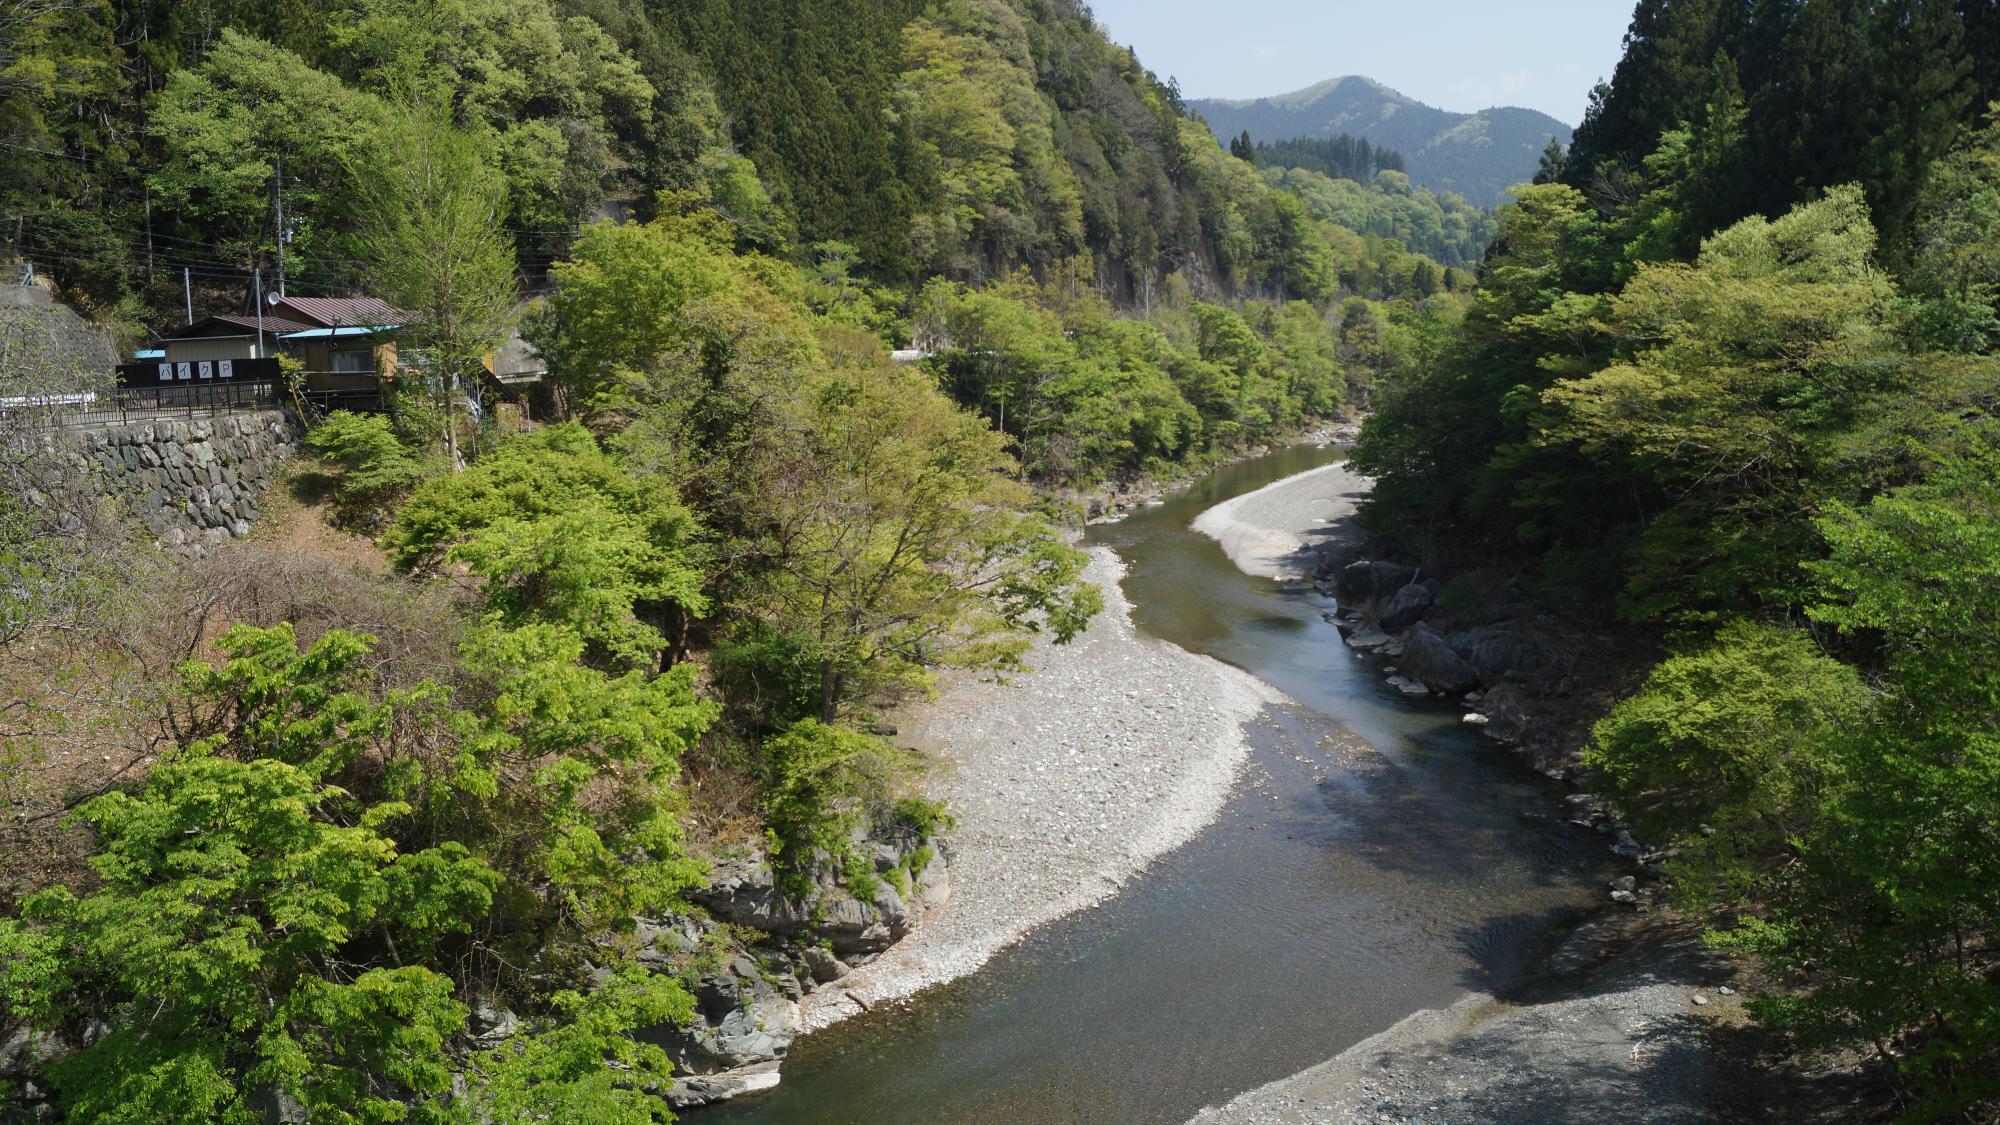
[254,268,267,359]
[273,154,287,298]
[183,267,193,325]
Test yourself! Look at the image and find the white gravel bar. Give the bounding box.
[799,547,1286,1029]
[1191,459,1372,579]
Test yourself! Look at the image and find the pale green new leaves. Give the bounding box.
[455,966,690,1125]
[1,741,495,1123]
[389,423,708,672]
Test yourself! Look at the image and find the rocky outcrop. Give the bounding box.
[1334,559,1418,614]
[1398,624,1478,694]
[649,835,954,1106]
[693,838,951,959]
[1379,581,1436,630]
[0,1023,62,1121]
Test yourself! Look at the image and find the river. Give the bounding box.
[698,446,1613,1124]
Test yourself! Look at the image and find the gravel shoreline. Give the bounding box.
[1190,460,1372,579]
[798,547,1286,1030]
[1188,917,1733,1124]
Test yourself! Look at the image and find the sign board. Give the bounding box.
[117,356,282,388]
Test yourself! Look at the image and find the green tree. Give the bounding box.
[1585,621,1869,899]
[759,331,1101,720]
[1538,186,1904,619]
[386,424,707,672]
[355,97,519,469]
[1906,108,2000,350]
[0,628,498,1124]
[146,30,386,278]
[1532,135,1566,184]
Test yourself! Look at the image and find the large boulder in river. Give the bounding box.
[1379,582,1436,630]
[1453,621,1574,689]
[692,838,948,957]
[1400,624,1478,693]
[1334,560,1417,613]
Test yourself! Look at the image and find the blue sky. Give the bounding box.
[1086,0,1636,126]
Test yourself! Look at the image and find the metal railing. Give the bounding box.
[1,378,389,430]
[1,380,282,429]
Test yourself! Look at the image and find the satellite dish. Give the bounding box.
[266,291,282,306]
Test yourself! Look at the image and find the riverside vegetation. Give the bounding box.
[3,0,1998,1120]
[0,0,1467,1119]
[1350,2,2000,1118]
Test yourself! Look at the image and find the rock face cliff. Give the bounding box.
[644,833,954,1107]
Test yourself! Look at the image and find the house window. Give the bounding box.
[329,349,374,374]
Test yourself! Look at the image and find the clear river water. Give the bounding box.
[698,445,1613,1124]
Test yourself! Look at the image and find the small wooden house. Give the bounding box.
[157,296,408,399]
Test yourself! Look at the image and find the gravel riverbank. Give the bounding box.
[1190,459,1372,579]
[798,547,1286,1030]
[1188,917,1736,1124]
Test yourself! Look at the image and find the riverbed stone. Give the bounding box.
[1400,624,1480,694]
[1380,582,1436,630]
[803,947,848,983]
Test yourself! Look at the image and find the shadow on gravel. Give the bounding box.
[1397,1010,1711,1124]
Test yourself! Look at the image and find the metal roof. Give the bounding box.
[161,314,317,339]
[275,296,409,328]
[276,325,399,340]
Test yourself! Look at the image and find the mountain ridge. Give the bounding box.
[1190,75,1572,208]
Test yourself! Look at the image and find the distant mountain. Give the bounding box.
[1190,76,1572,208]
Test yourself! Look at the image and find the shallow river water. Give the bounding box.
[700,446,1612,1124]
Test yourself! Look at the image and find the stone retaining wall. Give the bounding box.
[67,411,299,554]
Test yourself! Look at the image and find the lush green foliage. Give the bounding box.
[0,617,712,1119]
[1354,11,2000,1109]
[911,261,1439,484]
[538,213,1103,723]
[757,721,923,898]
[1586,622,1869,898]
[1267,167,1496,271]
[1,746,485,1123]
[303,410,442,522]
[1566,0,2000,255]
[388,424,707,671]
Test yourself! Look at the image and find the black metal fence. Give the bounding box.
[2,375,386,430]
[1,380,280,429]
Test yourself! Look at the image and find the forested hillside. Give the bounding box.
[1353,0,2000,1113]
[0,0,1480,323]
[1191,75,1573,207]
